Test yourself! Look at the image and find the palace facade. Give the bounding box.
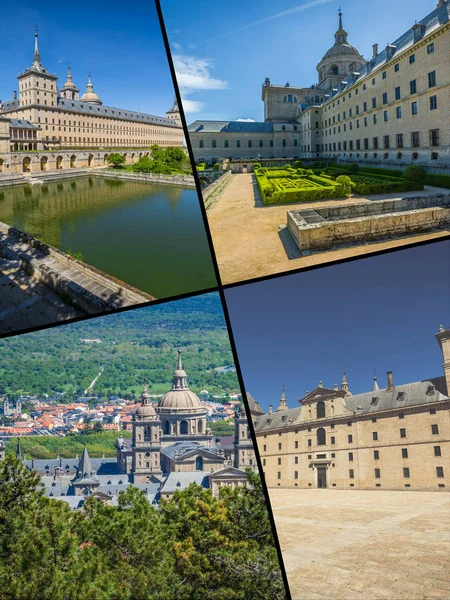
[251,326,450,491]
[0,31,183,170]
[0,352,255,509]
[188,1,449,172]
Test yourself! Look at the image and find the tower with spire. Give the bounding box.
[71,444,100,495]
[275,386,289,412]
[341,370,352,396]
[17,29,58,110]
[131,379,162,483]
[234,403,255,469]
[166,96,181,125]
[60,65,79,100]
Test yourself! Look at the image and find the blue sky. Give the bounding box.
[161,0,439,122]
[225,242,450,412]
[0,1,176,117]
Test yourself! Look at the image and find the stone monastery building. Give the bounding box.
[251,326,450,491]
[0,30,183,164]
[0,352,254,509]
[188,1,449,171]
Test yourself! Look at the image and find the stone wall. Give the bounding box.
[96,170,195,188]
[287,194,450,251]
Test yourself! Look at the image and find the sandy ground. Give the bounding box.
[269,488,450,600]
[207,174,450,285]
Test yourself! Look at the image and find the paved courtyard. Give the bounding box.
[207,174,450,285]
[269,489,450,600]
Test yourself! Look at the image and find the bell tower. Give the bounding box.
[17,29,58,112]
[435,325,450,396]
[234,405,255,469]
[132,381,162,483]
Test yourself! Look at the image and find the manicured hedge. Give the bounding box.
[424,174,450,189]
[255,172,346,204]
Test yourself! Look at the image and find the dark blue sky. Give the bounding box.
[226,242,450,412]
[161,0,438,120]
[0,1,175,117]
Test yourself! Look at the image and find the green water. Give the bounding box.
[0,176,217,298]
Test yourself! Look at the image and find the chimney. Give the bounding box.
[372,43,378,58]
[268,404,273,414]
[13,90,17,100]
[54,466,61,481]
[387,371,394,391]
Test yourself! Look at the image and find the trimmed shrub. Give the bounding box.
[213,163,220,170]
[403,165,427,182]
[336,175,354,196]
[294,160,303,169]
[284,164,292,169]
[359,166,403,178]
[424,174,450,189]
[253,162,261,170]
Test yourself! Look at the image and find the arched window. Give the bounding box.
[198,419,203,433]
[316,401,325,419]
[195,456,203,470]
[317,427,326,446]
[288,94,293,102]
[180,420,188,435]
[331,65,339,75]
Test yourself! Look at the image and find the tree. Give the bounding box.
[107,153,126,168]
[403,165,426,182]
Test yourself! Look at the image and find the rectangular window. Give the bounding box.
[374,450,379,460]
[277,472,281,480]
[295,441,298,449]
[400,428,406,438]
[373,137,379,149]
[373,114,377,125]
[349,469,354,479]
[375,469,381,478]
[277,458,281,465]
[428,71,436,88]
[224,140,229,148]
[348,435,353,443]
[430,129,440,146]
[259,139,263,147]
[427,43,435,54]
[384,135,390,149]
[396,134,403,148]
[409,54,415,64]
[211,140,217,148]
[434,446,441,457]
[395,86,401,100]
[411,101,418,115]
[430,95,438,110]
[295,456,298,464]
[364,138,369,150]
[308,439,312,447]
[431,424,439,435]
[396,106,402,118]
[395,64,400,73]
[382,92,388,105]
[248,140,252,148]
[436,466,444,478]
[294,471,298,480]
[411,131,420,147]
[348,452,354,461]
[372,97,377,109]
[382,71,387,79]
[269,140,274,147]
[410,80,417,95]
[263,458,266,466]
[363,101,367,112]
[282,139,287,147]
[372,432,378,441]
[199,140,204,148]
[263,444,266,452]
[402,448,408,458]
[278,443,282,450]
[403,468,410,478]
[384,110,389,122]
[294,139,298,147]
[236,140,241,148]
[331,436,335,445]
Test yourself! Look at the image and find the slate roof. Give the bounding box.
[159,471,210,494]
[344,377,448,415]
[323,2,450,106]
[24,457,118,474]
[161,441,224,461]
[188,120,274,133]
[246,393,265,415]
[8,118,39,129]
[1,97,180,128]
[254,407,302,433]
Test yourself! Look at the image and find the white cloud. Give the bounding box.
[172,42,182,51]
[188,44,196,49]
[236,118,255,122]
[173,55,228,93]
[181,98,205,113]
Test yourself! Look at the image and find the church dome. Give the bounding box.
[80,74,102,105]
[322,41,362,60]
[157,350,204,412]
[136,381,157,417]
